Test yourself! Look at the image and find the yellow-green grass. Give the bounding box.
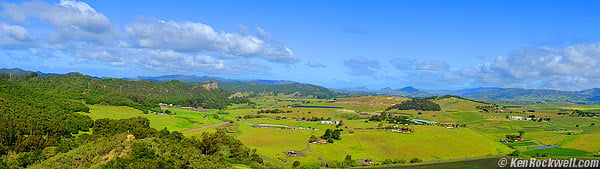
[327,96,409,111]
[433,97,488,112]
[237,107,357,121]
[550,117,600,129]
[345,119,381,128]
[536,134,580,146]
[234,123,323,166]
[82,105,223,132]
[310,126,512,162]
[521,148,591,156]
[563,133,600,152]
[242,118,340,130]
[445,112,486,123]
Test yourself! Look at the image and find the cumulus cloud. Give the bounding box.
[343,57,380,75]
[1,0,116,44]
[126,18,297,63]
[0,0,296,75]
[0,22,35,48]
[464,43,600,90]
[306,61,326,68]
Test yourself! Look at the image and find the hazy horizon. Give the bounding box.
[2,0,600,90]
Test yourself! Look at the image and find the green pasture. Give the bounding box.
[81,105,223,132]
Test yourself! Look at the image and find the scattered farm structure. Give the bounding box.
[285,126,318,130]
[358,159,375,165]
[509,116,533,121]
[319,120,340,125]
[311,138,329,144]
[389,129,412,133]
[410,119,437,124]
[283,151,305,157]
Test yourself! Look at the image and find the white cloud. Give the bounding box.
[126,18,298,63]
[0,22,35,48]
[343,57,380,75]
[464,43,600,90]
[1,0,116,44]
[0,0,296,75]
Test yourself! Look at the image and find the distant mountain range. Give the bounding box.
[336,86,432,98]
[5,68,600,104]
[339,86,600,105]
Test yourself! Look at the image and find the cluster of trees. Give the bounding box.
[219,81,339,99]
[0,73,265,168]
[505,131,526,142]
[0,79,93,156]
[368,112,411,124]
[2,116,264,168]
[256,109,292,114]
[322,129,343,143]
[386,98,441,111]
[571,110,599,117]
[325,155,359,168]
[1,72,250,113]
[299,116,331,121]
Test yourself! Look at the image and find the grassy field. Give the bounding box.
[310,126,511,162]
[80,96,600,168]
[81,105,223,132]
[520,147,591,156]
[234,122,323,166]
[361,158,503,169]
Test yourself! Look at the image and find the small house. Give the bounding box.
[358,159,375,165]
[509,116,524,120]
[319,120,340,125]
[410,119,437,124]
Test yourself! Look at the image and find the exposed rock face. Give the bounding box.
[201,81,219,90]
[229,91,243,98]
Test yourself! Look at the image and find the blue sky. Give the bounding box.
[2,0,600,90]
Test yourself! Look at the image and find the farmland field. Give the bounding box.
[81,105,222,132]
[77,96,600,168]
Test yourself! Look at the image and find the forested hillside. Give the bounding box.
[138,75,339,99]
[0,73,263,168]
[219,81,339,99]
[0,72,249,112]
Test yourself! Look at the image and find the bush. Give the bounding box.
[410,158,422,163]
[509,150,520,156]
[292,161,301,168]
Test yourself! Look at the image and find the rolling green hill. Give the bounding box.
[1,72,249,112]
[138,75,339,99]
[0,74,263,168]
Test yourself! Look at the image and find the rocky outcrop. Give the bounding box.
[200,81,219,90]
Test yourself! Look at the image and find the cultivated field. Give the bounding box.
[78,96,600,168]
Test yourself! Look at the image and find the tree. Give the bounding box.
[410,158,422,163]
[292,161,300,168]
[308,135,319,143]
[345,155,352,161]
[322,129,332,139]
[509,150,520,156]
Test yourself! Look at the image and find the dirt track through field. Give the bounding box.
[181,122,229,133]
